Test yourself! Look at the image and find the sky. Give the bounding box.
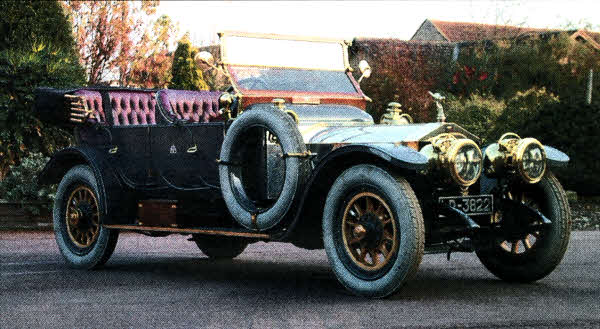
[156,0,599,46]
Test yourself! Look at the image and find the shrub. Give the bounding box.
[444,93,505,144]
[490,87,560,141]
[169,36,209,91]
[0,153,55,215]
[520,99,600,195]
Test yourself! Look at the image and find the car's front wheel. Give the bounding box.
[322,164,425,298]
[53,165,119,269]
[476,172,571,282]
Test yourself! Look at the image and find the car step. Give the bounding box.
[103,224,271,239]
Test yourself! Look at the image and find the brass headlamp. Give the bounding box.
[484,133,546,184]
[420,133,483,187]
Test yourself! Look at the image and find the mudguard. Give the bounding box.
[273,143,427,242]
[319,143,429,171]
[544,145,569,168]
[38,146,128,225]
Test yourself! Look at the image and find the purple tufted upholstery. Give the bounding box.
[74,89,104,123]
[109,91,156,126]
[158,89,222,123]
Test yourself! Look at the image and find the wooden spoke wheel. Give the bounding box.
[322,164,424,298]
[341,192,398,271]
[65,186,100,248]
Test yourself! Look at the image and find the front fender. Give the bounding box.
[38,146,126,224]
[544,145,569,168]
[321,143,429,171]
[274,143,427,244]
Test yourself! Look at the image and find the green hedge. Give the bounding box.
[519,100,600,195]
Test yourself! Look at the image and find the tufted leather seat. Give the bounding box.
[109,91,156,126]
[73,89,105,123]
[157,89,222,123]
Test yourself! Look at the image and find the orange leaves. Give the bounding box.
[64,0,175,87]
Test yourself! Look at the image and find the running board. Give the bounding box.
[103,224,271,239]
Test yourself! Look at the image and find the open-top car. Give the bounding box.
[37,31,571,297]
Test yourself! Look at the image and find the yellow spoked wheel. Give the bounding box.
[342,192,398,271]
[65,186,100,248]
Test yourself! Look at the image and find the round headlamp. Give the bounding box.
[447,139,483,186]
[421,134,483,187]
[484,133,547,184]
[515,138,546,184]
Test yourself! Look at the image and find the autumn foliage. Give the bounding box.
[63,1,177,87]
[350,39,453,121]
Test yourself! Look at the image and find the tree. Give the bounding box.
[169,36,209,91]
[0,0,86,180]
[63,1,176,87]
[127,15,177,88]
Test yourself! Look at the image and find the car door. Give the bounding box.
[150,122,223,189]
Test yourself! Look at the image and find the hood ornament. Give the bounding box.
[428,91,446,123]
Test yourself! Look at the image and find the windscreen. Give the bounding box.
[222,34,359,94]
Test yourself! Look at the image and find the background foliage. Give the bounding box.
[0,153,56,214]
[63,0,177,87]
[0,0,85,180]
[351,39,453,121]
[437,34,599,194]
[520,100,600,195]
[169,36,209,91]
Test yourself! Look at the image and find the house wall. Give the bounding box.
[411,20,447,41]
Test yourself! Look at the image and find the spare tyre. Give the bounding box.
[219,107,310,231]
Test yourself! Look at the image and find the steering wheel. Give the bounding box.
[238,77,268,90]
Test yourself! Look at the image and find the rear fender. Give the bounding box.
[38,146,126,224]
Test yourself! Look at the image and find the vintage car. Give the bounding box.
[36,31,571,298]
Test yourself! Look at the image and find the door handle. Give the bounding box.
[187,145,198,153]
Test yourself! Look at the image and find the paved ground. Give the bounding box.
[1,231,599,328]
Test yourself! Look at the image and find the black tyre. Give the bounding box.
[322,164,425,298]
[193,235,248,259]
[53,165,119,269]
[476,172,571,282]
[219,107,310,230]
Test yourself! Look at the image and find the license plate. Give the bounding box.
[438,195,494,215]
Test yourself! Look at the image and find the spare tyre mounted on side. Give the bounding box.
[219,107,310,231]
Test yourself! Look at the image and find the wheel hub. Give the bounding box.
[358,212,384,249]
[65,186,100,248]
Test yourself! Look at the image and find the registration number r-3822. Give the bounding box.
[438,195,494,215]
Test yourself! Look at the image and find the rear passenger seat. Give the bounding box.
[73,88,222,125]
[109,91,156,126]
[157,89,222,123]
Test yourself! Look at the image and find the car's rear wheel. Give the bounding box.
[476,172,571,282]
[53,165,119,269]
[322,164,424,298]
[192,235,248,259]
